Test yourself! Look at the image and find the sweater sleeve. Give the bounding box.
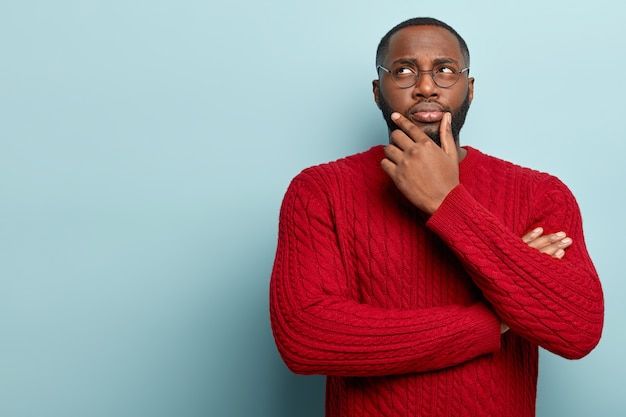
[270,174,502,377]
[426,179,604,359]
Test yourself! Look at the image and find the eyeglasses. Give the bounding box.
[377,63,469,89]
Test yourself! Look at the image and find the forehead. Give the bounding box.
[385,25,464,64]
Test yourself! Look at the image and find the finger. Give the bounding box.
[539,237,572,259]
[526,234,567,250]
[549,231,567,242]
[439,112,458,158]
[380,157,396,176]
[554,238,573,259]
[526,235,553,250]
[533,236,573,257]
[391,112,430,143]
[538,232,569,249]
[523,230,567,249]
[522,227,543,244]
[383,143,404,164]
[389,128,416,151]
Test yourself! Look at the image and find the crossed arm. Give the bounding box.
[381,111,602,352]
[270,175,591,377]
[272,111,600,377]
[501,227,572,333]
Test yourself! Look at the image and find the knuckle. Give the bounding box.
[405,146,420,157]
[390,130,404,142]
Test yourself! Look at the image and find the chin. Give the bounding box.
[417,125,440,144]
[420,124,439,136]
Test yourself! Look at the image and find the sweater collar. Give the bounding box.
[460,146,480,175]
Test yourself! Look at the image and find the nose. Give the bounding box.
[413,70,438,98]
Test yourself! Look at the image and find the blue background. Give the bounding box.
[1,1,624,416]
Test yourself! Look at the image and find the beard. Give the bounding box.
[377,90,471,147]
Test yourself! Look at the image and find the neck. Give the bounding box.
[457,144,467,162]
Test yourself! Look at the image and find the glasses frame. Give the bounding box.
[377,64,470,89]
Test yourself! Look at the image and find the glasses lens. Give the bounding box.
[395,77,415,88]
[389,66,418,88]
[433,69,460,88]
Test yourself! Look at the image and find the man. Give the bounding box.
[269,17,603,417]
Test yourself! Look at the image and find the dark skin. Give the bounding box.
[374,25,471,214]
[372,26,571,333]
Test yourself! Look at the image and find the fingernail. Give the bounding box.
[561,237,572,245]
[555,249,565,259]
[391,112,400,120]
[555,231,566,238]
[532,227,542,234]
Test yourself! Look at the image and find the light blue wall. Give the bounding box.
[0,1,623,416]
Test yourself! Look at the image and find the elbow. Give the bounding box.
[270,305,319,375]
[278,347,317,375]
[564,327,603,360]
[569,303,605,359]
[549,317,604,360]
[553,294,605,360]
[559,339,601,360]
[271,329,320,375]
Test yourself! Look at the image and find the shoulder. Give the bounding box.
[279,145,387,217]
[464,146,577,205]
[464,146,561,183]
[292,145,386,189]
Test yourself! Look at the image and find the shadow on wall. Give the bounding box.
[269,365,326,417]
[241,273,326,417]
[257,267,326,416]
[208,237,325,417]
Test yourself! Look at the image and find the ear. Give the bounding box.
[467,76,475,104]
[372,79,381,109]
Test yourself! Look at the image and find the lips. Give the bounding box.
[409,102,445,123]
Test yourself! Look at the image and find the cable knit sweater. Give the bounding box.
[270,145,603,417]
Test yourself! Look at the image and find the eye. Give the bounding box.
[435,65,457,74]
[394,66,416,76]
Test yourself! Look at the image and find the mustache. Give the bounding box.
[406,100,449,116]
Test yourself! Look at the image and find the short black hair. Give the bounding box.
[375,17,470,68]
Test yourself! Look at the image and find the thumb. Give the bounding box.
[440,112,458,157]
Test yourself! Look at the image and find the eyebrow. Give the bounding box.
[390,57,460,67]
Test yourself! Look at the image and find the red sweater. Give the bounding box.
[270,145,603,417]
